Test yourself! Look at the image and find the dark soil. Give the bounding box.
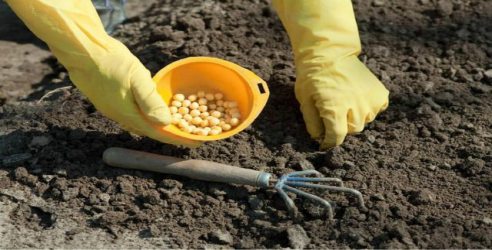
[1,0,492,248]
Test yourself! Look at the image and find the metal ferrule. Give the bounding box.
[256,172,272,187]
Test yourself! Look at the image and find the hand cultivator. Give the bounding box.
[103,147,365,219]
[273,170,364,219]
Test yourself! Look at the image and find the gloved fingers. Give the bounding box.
[365,112,376,124]
[365,92,389,123]
[346,108,367,134]
[299,100,325,139]
[379,99,390,112]
[130,66,172,126]
[320,110,348,150]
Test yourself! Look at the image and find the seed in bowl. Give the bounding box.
[178,120,188,128]
[190,102,199,110]
[190,110,201,117]
[215,93,224,100]
[171,100,182,107]
[228,102,238,108]
[200,112,209,119]
[178,107,189,115]
[173,94,185,102]
[198,98,208,105]
[192,117,203,125]
[200,119,209,128]
[169,92,242,136]
[212,126,222,133]
[182,100,191,107]
[209,118,220,126]
[183,114,192,122]
[230,118,240,126]
[198,105,208,112]
[188,94,197,102]
[206,93,215,101]
[170,106,178,114]
[221,124,232,131]
[197,129,208,136]
[171,117,180,125]
[211,111,221,118]
[182,126,193,134]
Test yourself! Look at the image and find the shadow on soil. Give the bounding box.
[0,3,48,49]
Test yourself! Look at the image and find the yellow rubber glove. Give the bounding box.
[272,0,389,149]
[6,0,200,147]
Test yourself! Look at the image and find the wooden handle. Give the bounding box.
[103,147,270,187]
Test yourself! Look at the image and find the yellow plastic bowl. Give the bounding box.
[152,57,269,141]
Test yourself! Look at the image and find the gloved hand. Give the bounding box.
[272,0,389,149]
[6,0,200,147]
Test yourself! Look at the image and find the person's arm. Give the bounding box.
[272,0,389,149]
[6,0,199,147]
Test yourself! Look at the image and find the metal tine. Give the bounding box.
[286,170,321,177]
[283,185,334,220]
[285,181,365,208]
[287,177,344,187]
[275,184,298,217]
[274,170,364,219]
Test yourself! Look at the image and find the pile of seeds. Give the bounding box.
[169,91,241,136]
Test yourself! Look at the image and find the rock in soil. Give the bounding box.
[2,152,32,167]
[484,69,492,78]
[62,187,79,201]
[14,167,38,186]
[248,195,264,210]
[68,128,87,140]
[29,135,52,147]
[436,0,454,17]
[209,230,234,245]
[481,218,492,225]
[287,225,311,249]
[408,189,436,206]
[148,225,161,237]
